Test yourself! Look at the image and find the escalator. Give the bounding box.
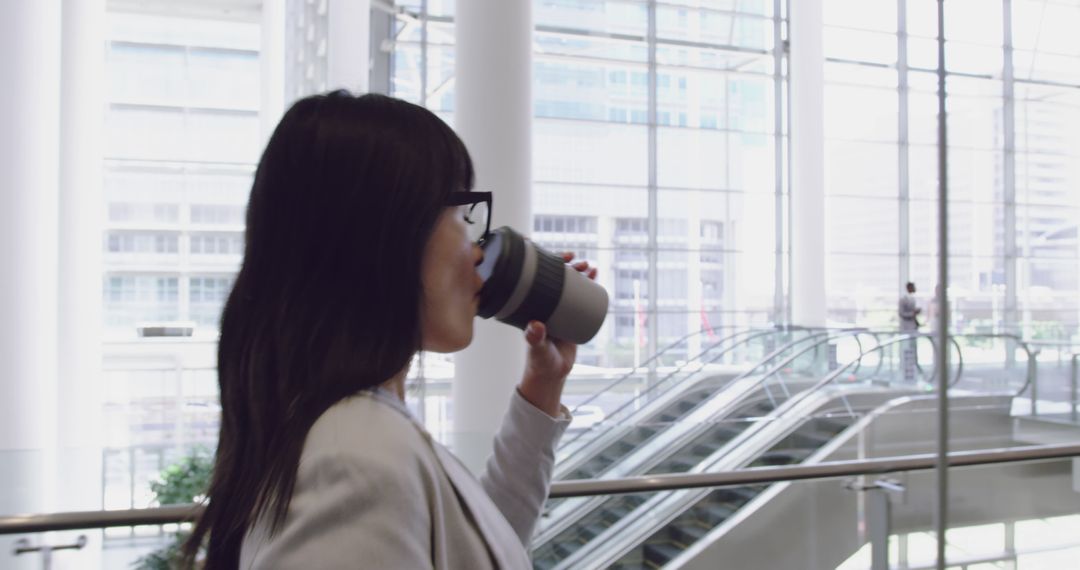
[533,332,878,568]
[605,414,856,569]
[531,398,852,569]
[538,333,955,569]
[554,327,866,482]
[556,327,819,463]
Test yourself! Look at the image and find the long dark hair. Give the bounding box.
[184,91,474,568]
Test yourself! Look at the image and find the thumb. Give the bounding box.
[525,321,546,346]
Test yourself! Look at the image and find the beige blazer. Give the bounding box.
[239,388,570,569]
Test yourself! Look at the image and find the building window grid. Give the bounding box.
[392,0,787,363]
[823,0,1080,339]
[104,15,258,334]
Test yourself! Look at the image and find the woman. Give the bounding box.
[184,91,595,568]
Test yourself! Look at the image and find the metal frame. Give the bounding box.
[934,2,950,567]
[773,0,786,325]
[898,0,911,289]
[3,443,1077,535]
[1003,0,1019,340]
[646,0,660,386]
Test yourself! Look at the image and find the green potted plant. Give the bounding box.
[132,449,213,569]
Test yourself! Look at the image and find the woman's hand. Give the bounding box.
[517,253,598,417]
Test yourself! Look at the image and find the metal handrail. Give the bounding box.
[949,333,1036,402]
[558,327,812,452]
[790,334,956,417]
[3,443,1078,535]
[550,442,1080,498]
[567,326,740,415]
[557,327,866,464]
[566,324,828,415]
[536,330,879,544]
[781,332,1042,425]
[1070,353,1079,423]
[724,328,871,411]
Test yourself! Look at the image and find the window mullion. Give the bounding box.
[899,0,911,290]
[647,0,659,380]
[1002,0,1018,337]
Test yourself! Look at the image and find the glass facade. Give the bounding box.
[393,0,787,373]
[69,0,1080,562]
[100,9,261,517]
[823,0,1080,339]
[103,12,258,334]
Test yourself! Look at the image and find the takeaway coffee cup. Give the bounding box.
[476,227,609,344]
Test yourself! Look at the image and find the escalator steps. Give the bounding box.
[668,522,708,545]
[563,425,663,481]
[531,494,649,568]
[698,502,737,525]
[643,541,682,565]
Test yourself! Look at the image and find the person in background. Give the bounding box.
[899,282,922,381]
[899,282,922,333]
[183,91,597,569]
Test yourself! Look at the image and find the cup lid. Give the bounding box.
[476,227,525,318]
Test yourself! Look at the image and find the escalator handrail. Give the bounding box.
[782,333,965,416]
[540,330,870,543]
[552,329,874,501]
[948,333,1036,397]
[734,329,880,412]
[558,326,858,456]
[558,327,803,453]
[567,326,734,415]
[566,324,831,417]
[534,329,870,555]
[548,369,944,570]
[567,326,762,416]
[549,336,1021,569]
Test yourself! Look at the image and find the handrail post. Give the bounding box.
[847,478,905,570]
[1071,354,1078,423]
[1028,349,1040,416]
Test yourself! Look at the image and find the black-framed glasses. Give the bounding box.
[447,191,492,244]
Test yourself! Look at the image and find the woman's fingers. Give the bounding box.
[526,320,547,345]
[562,253,598,280]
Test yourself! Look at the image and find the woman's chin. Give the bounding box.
[423,327,473,354]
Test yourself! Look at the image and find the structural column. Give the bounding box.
[452,0,533,472]
[789,0,827,327]
[261,0,287,141]
[327,0,371,94]
[52,2,108,565]
[0,1,62,563]
[57,0,106,508]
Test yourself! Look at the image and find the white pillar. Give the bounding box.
[54,2,106,565]
[452,0,532,473]
[0,0,62,559]
[327,0,370,94]
[57,0,105,505]
[789,0,827,327]
[261,0,287,140]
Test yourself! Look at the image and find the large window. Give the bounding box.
[103,12,259,335]
[100,7,263,517]
[823,0,1080,340]
[393,0,787,371]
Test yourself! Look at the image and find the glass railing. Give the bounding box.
[3,442,1079,569]
[558,326,822,455]
[555,327,871,466]
[534,333,1047,567]
[3,331,1073,568]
